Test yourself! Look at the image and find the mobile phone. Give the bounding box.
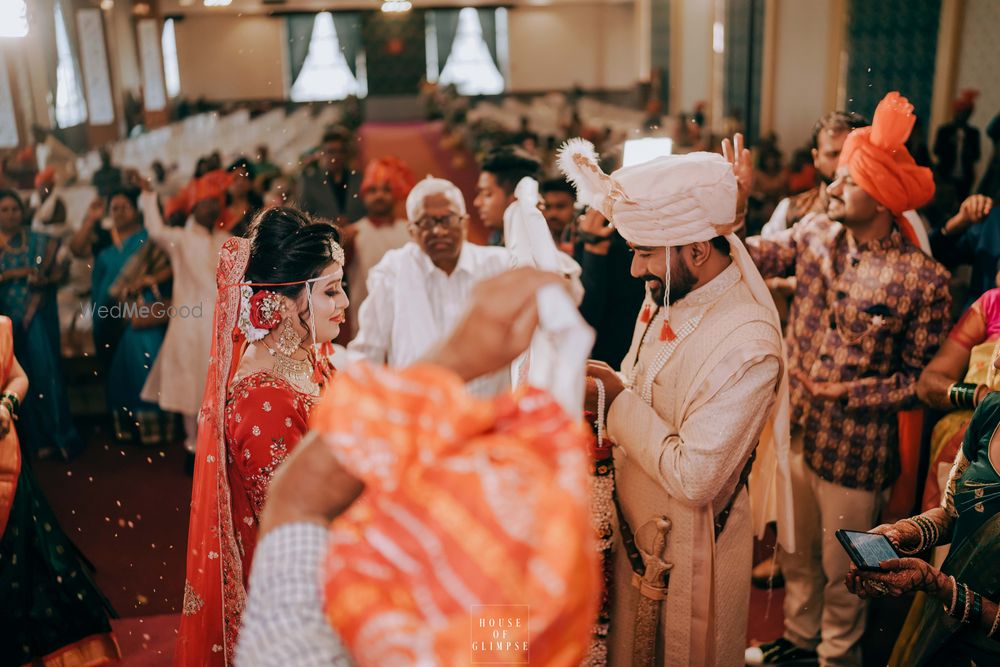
[835,529,898,571]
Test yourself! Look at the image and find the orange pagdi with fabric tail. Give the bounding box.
[838,91,936,248]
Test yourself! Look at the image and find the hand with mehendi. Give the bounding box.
[846,557,952,602]
[869,519,922,553]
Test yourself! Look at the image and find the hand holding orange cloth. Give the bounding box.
[312,361,599,667]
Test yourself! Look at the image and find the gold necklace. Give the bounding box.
[260,339,319,396]
[1,228,28,256]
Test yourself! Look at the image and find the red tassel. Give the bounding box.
[310,343,337,385]
[660,320,676,342]
[640,304,652,323]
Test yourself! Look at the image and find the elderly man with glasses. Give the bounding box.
[348,176,515,397]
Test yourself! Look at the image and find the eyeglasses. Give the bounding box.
[412,214,463,232]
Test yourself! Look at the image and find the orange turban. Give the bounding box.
[312,362,598,667]
[839,92,935,244]
[360,156,416,200]
[953,89,979,112]
[164,181,194,220]
[192,169,232,206]
[34,167,56,189]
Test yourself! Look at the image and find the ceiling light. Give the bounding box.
[712,21,724,54]
[0,0,29,37]
[204,0,234,6]
[381,1,412,13]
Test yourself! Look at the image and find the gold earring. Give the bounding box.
[276,317,301,356]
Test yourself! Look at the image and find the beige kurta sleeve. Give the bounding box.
[607,341,780,507]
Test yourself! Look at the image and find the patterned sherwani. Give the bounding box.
[747,215,951,493]
[607,263,783,666]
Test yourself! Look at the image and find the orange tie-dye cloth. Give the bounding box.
[311,362,599,666]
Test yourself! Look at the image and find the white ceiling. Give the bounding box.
[160,0,635,16]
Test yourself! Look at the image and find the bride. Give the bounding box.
[175,206,348,666]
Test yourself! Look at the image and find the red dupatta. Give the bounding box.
[175,237,250,666]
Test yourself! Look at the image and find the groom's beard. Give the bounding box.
[643,260,697,305]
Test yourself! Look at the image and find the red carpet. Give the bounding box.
[112,614,177,666]
[34,419,191,619]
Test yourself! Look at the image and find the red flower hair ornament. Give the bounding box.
[239,287,283,342]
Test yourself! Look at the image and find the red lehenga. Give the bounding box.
[175,237,327,666]
[225,373,314,581]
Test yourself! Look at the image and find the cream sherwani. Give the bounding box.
[607,263,783,667]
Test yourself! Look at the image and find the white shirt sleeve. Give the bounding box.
[347,260,394,364]
[139,190,184,248]
[235,522,354,667]
[760,197,791,239]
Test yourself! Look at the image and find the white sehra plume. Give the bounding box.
[557,138,612,215]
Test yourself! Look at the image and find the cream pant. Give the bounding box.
[779,430,885,667]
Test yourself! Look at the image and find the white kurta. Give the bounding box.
[349,241,512,398]
[345,217,411,337]
[606,264,783,667]
[139,192,230,416]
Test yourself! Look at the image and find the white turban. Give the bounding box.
[559,139,739,245]
[405,176,466,222]
[559,138,795,553]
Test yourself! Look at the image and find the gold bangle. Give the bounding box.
[988,604,1000,639]
[945,575,959,616]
